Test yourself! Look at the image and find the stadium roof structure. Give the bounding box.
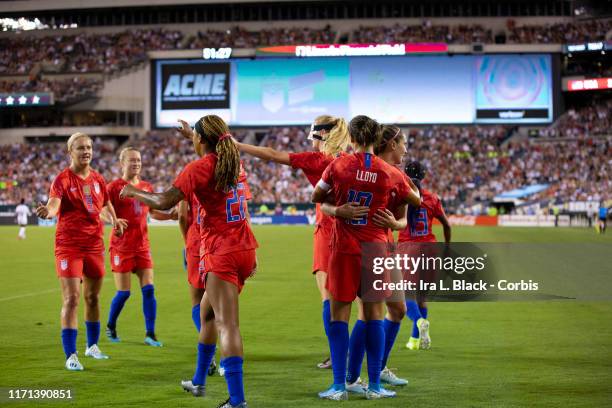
[0,0,594,13]
[0,0,317,12]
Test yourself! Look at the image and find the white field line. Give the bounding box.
[0,277,112,302]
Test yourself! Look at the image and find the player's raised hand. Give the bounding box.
[119,184,136,199]
[35,202,49,219]
[372,208,398,229]
[176,119,195,140]
[335,202,370,221]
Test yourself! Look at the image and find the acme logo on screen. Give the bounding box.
[163,74,226,99]
[160,62,230,110]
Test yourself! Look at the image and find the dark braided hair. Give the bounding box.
[195,115,240,191]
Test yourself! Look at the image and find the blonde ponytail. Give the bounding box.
[314,115,350,156]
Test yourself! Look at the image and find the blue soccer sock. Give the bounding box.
[141,284,157,335]
[346,319,366,384]
[85,321,100,348]
[365,320,385,390]
[322,299,331,338]
[191,304,201,332]
[223,356,245,406]
[419,306,428,320]
[107,290,130,329]
[381,319,401,369]
[329,321,349,390]
[61,328,77,358]
[406,300,422,338]
[192,343,216,386]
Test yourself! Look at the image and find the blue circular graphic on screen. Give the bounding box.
[480,57,545,106]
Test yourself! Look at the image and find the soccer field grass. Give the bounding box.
[0,225,611,407]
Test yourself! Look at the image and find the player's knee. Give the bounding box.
[63,293,80,310]
[388,303,406,321]
[215,316,239,334]
[203,307,215,322]
[83,292,99,308]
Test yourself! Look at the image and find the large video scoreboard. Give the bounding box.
[152,47,554,127]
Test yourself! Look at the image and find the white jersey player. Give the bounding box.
[15,198,32,240]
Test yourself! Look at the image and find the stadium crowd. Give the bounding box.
[2,108,609,213]
[538,99,612,139]
[187,25,335,49]
[507,18,611,44]
[1,18,609,76]
[0,28,184,75]
[352,22,494,44]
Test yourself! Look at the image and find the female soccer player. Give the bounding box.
[321,125,412,390]
[399,161,451,351]
[103,147,176,347]
[35,132,126,371]
[176,120,221,377]
[120,115,257,408]
[234,115,350,368]
[312,116,421,400]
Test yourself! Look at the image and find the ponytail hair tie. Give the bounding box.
[218,133,232,142]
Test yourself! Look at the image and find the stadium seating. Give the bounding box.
[2,98,609,214]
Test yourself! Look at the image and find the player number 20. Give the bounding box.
[226,183,246,223]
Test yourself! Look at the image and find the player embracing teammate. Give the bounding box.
[312,116,421,400]
[121,115,257,408]
[235,115,351,368]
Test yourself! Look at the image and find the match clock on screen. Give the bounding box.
[202,48,232,60]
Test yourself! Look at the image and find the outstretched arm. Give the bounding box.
[236,142,291,165]
[120,184,184,211]
[150,208,178,221]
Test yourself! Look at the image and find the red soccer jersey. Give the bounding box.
[173,154,258,256]
[107,178,152,252]
[49,168,109,254]
[289,151,336,230]
[398,189,445,243]
[321,152,411,255]
[185,192,202,255]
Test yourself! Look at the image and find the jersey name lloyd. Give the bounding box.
[356,170,377,183]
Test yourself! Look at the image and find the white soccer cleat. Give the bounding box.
[417,318,431,350]
[345,377,367,394]
[65,353,84,371]
[365,386,396,399]
[380,367,408,386]
[180,380,205,397]
[318,385,349,400]
[85,344,109,359]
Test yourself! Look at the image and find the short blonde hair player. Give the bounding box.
[36,132,127,371]
[101,147,177,347]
